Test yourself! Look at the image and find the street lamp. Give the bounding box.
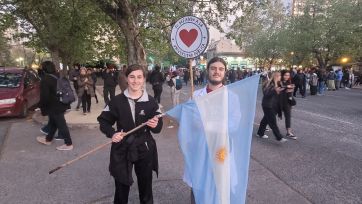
[341,57,349,64]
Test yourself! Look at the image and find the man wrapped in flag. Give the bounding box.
[166,57,260,204]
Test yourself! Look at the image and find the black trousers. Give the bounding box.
[114,152,154,204]
[293,84,305,97]
[281,105,291,129]
[81,92,91,113]
[93,85,98,102]
[153,86,162,104]
[104,86,116,105]
[257,107,283,140]
[46,112,72,145]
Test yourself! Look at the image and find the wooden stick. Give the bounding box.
[49,114,165,174]
[189,58,194,99]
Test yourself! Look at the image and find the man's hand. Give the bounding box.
[146,116,159,129]
[112,131,126,143]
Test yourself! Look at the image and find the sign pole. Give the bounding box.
[189,58,194,99]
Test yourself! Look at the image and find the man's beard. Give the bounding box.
[208,77,223,86]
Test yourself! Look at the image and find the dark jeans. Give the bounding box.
[42,119,62,138]
[335,80,341,90]
[81,91,91,113]
[93,85,98,102]
[103,86,116,105]
[293,84,305,97]
[46,112,72,145]
[113,152,154,204]
[153,86,162,104]
[281,106,291,129]
[257,107,283,140]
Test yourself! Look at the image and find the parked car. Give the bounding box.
[0,67,41,117]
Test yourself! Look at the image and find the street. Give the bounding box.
[0,84,361,204]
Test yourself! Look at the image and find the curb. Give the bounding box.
[32,111,99,130]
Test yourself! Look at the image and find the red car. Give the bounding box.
[0,67,41,117]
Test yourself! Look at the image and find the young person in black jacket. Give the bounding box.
[280,71,297,140]
[37,61,73,151]
[98,64,163,204]
[256,71,287,143]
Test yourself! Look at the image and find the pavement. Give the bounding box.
[1,80,361,204]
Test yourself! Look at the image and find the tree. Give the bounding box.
[94,0,258,67]
[227,0,287,69]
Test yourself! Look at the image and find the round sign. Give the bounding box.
[170,16,209,59]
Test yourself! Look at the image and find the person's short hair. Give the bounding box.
[207,57,227,71]
[125,64,146,77]
[41,61,56,74]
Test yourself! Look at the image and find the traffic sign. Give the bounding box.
[170,16,209,59]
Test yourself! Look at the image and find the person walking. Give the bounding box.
[256,71,287,143]
[280,71,297,140]
[90,68,99,103]
[102,64,118,105]
[167,71,181,106]
[149,65,164,106]
[78,67,95,115]
[97,64,163,204]
[293,69,306,98]
[37,61,73,151]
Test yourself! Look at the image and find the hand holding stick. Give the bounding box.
[49,114,164,174]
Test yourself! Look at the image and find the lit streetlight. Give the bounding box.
[341,57,349,64]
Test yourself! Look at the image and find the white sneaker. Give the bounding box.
[56,144,73,151]
[36,136,51,145]
[257,134,269,139]
[40,129,48,135]
[278,138,288,143]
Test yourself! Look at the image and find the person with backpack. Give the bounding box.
[149,65,165,106]
[309,69,319,95]
[37,61,73,151]
[78,67,95,115]
[167,71,182,106]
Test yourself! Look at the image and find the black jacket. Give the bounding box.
[39,74,70,115]
[149,70,164,88]
[102,71,118,87]
[97,92,163,185]
[279,81,292,110]
[261,82,281,114]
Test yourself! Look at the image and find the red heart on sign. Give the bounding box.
[179,29,198,47]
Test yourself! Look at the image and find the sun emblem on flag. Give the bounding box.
[216,147,227,163]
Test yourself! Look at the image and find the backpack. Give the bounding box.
[49,74,76,104]
[175,78,182,90]
[167,79,174,87]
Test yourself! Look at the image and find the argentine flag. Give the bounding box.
[167,75,260,204]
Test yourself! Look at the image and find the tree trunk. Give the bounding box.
[118,19,146,68]
[51,49,61,70]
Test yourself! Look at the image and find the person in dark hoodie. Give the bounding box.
[149,65,165,106]
[256,71,287,143]
[98,64,163,204]
[102,64,118,106]
[293,69,306,98]
[37,61,73,151]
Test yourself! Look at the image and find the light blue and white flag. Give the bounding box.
[166,75,260,204]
